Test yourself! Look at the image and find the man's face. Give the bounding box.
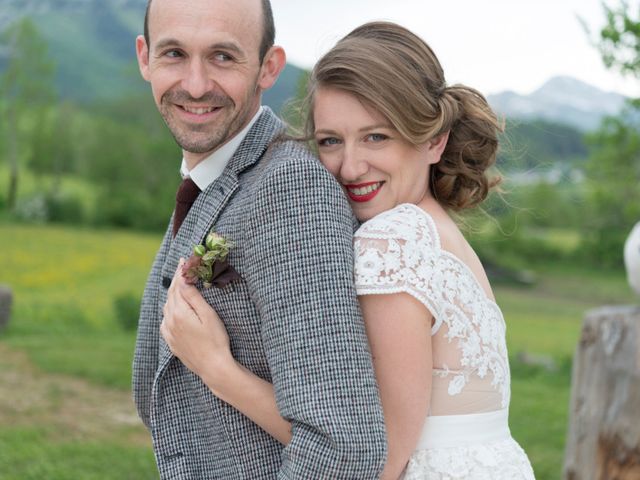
[137,0,266,160]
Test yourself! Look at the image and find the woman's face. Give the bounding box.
[313,87,438,222]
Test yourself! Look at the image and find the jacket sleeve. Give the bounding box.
[245,154,387,479]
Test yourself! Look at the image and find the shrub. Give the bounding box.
[113,292,141,331]
[13,194,48,223]
[95,189,169,231]
[44,191,85,224]
[574,228,628,269]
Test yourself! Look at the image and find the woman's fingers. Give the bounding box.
[168,259,219,329]
[162,259,191,347]
[179,282,214,324]
[168,258,185,297]
[160,260,234,380]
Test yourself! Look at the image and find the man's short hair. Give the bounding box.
[143,0,275,63]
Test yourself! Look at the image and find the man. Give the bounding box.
[132,0,387,478]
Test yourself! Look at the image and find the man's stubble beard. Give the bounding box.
[159,79,261,155]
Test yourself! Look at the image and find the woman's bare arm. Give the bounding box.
[358,292,433,479]
[161,266,293,445]
[162,266,433,477]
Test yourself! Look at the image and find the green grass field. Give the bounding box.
[0,222,635,479]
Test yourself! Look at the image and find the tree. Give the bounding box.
[597,0,640,80]
[0,18,55,210]
[581,1,640,267]
[29,101,78,187]
[72,98,179,230]
[582,113,640,267]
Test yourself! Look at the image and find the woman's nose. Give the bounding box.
[340,146,369,182]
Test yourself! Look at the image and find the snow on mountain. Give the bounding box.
[488,76,628,131]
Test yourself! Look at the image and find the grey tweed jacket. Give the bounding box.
[132,108,387,479]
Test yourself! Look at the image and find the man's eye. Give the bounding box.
[317,137,341,147]
[214,53,233,62]
[164,50,183,59]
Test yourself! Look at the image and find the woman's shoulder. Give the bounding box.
[355,203,440,248]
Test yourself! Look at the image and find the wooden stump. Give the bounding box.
[0,285,12,332]
[564,306,640,480]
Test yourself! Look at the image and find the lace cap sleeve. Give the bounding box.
[353,205,441,331]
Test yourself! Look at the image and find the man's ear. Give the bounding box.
[427,131,450,164]
[258,46,286,91]
[136,35,151,81]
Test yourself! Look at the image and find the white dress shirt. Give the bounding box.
[179,106,263,190]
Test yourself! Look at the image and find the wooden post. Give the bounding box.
[0,285,12,332]
[564,306,640,480]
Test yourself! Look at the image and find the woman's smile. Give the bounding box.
[344,181,385,202]
[313,87,437,221]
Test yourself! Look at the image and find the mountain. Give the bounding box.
[3,2,624,131]
[0,0,306,112]
[488,76,628,131]
[0,0,618,175]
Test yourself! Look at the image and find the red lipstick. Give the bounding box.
[344,181,383,203]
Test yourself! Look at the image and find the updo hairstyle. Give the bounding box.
[305,21,502,211]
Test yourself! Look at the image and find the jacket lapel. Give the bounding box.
[157,107,285,372]
[189,107,285,248]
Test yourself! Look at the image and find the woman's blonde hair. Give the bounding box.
[304,21,502,211]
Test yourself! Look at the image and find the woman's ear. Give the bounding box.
[426,131,450,164]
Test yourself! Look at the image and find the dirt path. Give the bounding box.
[0,342,150,446]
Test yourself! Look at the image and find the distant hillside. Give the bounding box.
[0,0,592,177]
[488,76,627,131]
[0,0,306,111]
[499,118,588,175]
[0,0,145,99]
[2,0,618,132]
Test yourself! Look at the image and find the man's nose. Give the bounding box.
[182,59,212,99]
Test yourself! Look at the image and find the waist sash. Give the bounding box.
[416,408,511,449]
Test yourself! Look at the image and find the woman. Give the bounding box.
[162,21,535,479]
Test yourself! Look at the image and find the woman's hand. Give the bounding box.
[161,259,234,391]
[160,260,293,445]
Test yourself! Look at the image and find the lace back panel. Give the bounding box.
[353,204,510,415]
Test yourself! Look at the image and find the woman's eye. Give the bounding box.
[317,137,341,147]
[366,133,388,142]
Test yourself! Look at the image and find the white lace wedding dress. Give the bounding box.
[353,204,535,479]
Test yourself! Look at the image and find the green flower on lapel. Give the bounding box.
[182,231,240,288]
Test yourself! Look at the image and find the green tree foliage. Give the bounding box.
[280,68,311,131]
[30,102,77,180]
[0,18,55,209]
[75,96,180,230]
[499,119,588,172]
[598,0,640,78]
[582,111,640,267]
[581,1,640,267]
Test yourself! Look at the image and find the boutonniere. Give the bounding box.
[182,231,241,288]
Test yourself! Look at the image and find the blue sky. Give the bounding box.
[271,0,639,97]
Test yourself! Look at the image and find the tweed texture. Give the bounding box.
[132,108,387,479]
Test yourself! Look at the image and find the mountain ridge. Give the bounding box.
[0,0,627,132]
[488,76,627,131]
[0,0,305,111]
